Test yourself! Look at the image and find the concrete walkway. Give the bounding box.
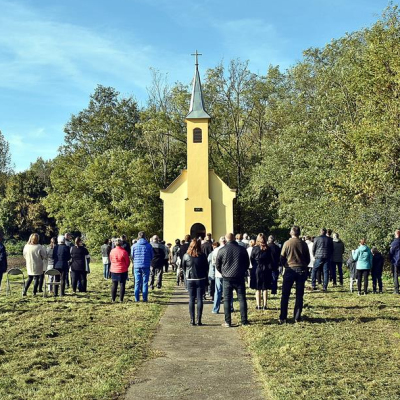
[125,285,266,400]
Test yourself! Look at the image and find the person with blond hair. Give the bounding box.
[182,238,208,325]
[23,233,47,296]
[250,233,272,310]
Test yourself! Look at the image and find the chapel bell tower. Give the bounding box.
[160,52,236,243]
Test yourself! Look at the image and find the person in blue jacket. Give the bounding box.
[352,238,373,295]
[131,231,154,302]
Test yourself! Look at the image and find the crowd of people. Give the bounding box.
[0,227,399,326]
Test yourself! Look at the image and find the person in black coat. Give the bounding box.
[216,233,250,327]
[178,235,191,261]
[182,239,208,326]
[53,235,72,296]
[268,235,281,295]
[150,236,167,289]
[201,233,213,257]
[70,237,90,293]
[311,228,334,291]
[121,235,131,257]
[371,247,384,294]
[0,232,7,291]
[250,233,272,310]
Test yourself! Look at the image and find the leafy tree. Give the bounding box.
[252,5,400,250]
[0,158,56,241]
[44,150,161,250]
[61,85,141,158]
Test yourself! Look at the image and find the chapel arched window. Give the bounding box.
[193,128,202,143]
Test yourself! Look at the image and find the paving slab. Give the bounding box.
[125,285,266,400]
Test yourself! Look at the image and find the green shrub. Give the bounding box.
[4,240,25,256]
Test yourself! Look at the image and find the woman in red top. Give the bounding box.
[110,238,130,302]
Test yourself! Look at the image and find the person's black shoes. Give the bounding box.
[278,319,287,325]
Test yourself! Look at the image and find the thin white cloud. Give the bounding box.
[0,1,158,94]
[7,134,24,148]
[27,128,46,138]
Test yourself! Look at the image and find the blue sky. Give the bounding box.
[0,0,394,171]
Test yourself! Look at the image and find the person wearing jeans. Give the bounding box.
[216,233,250,327]
[182,239,208,326]
[212,236,226,313]
[311,258,330,290]
[279,226,310,323]
[134,268,151,302]
[131,232,153,302]
[222,278,248,326]
[101,239,111,279]
[207,241,219,301]
[352,238,373,295]
[312,228,333,291]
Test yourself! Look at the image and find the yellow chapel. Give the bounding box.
[160,54,236,243]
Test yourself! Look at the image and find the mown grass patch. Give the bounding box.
[239,274,400,400]
[0,263,175,400]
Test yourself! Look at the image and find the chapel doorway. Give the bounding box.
[190,223,206,240]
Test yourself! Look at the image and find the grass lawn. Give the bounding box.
[239,274,400,400]
[0,262,175,400]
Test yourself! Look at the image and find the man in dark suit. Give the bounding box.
[216,233,250,327]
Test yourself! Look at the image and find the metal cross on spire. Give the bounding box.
[191,50,202,66]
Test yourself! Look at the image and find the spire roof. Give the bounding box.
[186,51,210,119]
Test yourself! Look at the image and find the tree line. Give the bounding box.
[0,6,399,253]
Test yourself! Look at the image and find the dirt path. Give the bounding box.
[125,284,266,399]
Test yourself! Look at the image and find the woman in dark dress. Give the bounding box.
[250,233,272,310]
[70,237,89,293]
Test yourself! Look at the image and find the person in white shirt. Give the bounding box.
[305,236,315,279]
[212,237,226,314]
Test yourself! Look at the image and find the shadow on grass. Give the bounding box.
[302,315,400,323]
